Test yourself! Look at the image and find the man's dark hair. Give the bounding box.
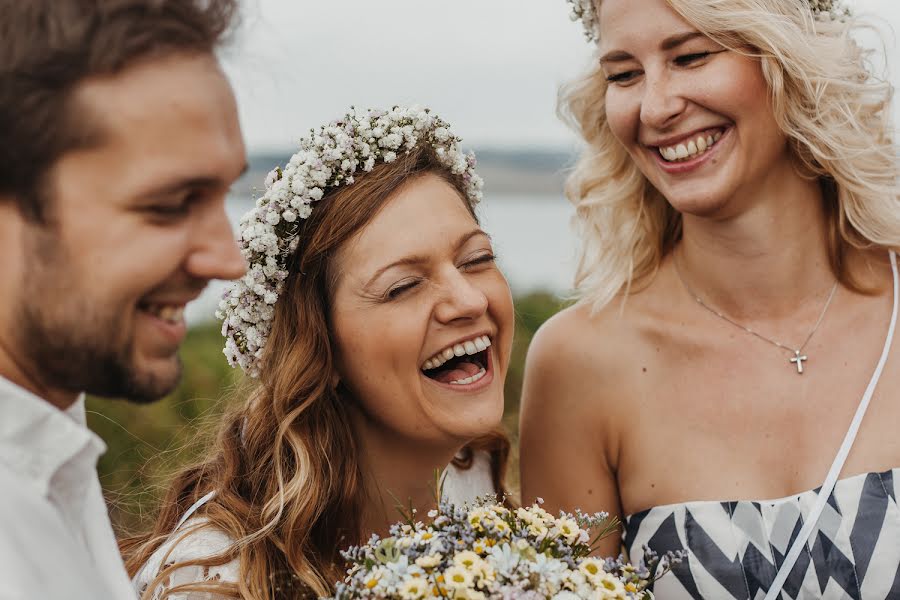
[0,0,239,221]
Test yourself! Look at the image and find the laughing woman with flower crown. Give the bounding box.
[520,0,900,598]
[122,106,515,599]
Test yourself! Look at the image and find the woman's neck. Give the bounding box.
[352,414,461,539]
[676,173,835,320]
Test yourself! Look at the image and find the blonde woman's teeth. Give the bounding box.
[659,131,722,162]
[422,335,492,371]
[449,367,487,385]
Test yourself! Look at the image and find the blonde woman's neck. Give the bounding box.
[676,169,832,320]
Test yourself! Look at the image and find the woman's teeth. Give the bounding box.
[422,335,492,371]
[450,367,487,385]
[144,304,185,325]
[659,130,723,162]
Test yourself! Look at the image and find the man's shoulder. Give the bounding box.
[0,473,107,598]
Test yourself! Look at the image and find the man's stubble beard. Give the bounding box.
[17,232,182,404]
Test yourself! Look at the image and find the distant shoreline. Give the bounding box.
[232,148,576,198]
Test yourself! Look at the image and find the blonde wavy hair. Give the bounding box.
[560,0,900,311]
[121,145,511,599]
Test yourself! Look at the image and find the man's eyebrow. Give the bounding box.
[138,163,249,199]
[599,31,705,64]
[363,228,490,289]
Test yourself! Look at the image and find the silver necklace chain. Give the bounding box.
[673,257,839,374]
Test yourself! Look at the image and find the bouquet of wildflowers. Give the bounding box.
[326,497,682,600]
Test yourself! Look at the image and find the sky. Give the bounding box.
[220,0,900,153]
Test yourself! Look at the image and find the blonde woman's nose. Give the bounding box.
[640,70,687,130]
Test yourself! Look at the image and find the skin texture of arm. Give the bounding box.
[519,303,625,558]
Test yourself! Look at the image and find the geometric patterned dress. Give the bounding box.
[623,469,900,599]
[624,251,899,599]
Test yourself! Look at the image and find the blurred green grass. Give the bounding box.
[88,291,568,533]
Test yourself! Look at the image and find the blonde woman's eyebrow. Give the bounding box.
[599,31,705,64]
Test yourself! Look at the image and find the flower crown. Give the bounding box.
[216,106,484,377]
[566,0,851,43]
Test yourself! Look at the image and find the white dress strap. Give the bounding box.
[764,250,898,600]
[175,490,217,532]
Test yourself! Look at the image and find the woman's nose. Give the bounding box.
[434,270,489,324]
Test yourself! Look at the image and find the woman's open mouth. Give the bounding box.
[420,334,492,387]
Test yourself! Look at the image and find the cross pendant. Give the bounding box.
[790,350,808,374]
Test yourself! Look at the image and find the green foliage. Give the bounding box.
[88,292,566,533]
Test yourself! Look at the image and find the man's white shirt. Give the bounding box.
[0,376,136,599]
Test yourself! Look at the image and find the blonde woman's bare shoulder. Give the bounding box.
[527,298,646,387]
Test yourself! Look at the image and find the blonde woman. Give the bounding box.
[123,107,514,599]
[520,0,900,598]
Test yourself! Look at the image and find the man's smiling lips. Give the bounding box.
[137,289,205,345]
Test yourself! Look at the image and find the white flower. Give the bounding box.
[282,209,297,223]
[592,572,627,599]
[415,553,442,569]
[308,187,324,201]
[486,543,519,573]
[290,177,306,194]
[443,566,473,589]
[398,577,428,600]
[383,151,397,163]
[552,592,581,600]
[264,168,280,188]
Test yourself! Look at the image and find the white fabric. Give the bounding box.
[0,376,137,599]
[764,251,899,600]
[132,450,496,599]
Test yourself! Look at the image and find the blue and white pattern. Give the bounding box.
[624,469,900,599]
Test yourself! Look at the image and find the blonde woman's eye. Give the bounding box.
[674,50,722,66]
[462,253,496,270]
[606,70,641,84]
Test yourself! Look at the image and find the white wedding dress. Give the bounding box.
[132,452,495,599]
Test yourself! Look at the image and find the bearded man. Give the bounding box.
[0,1,247,596]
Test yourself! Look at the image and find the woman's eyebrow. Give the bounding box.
[363,228,489,289]
[599,31,704,64]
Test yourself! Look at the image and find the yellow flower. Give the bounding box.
[399,578,428,600]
